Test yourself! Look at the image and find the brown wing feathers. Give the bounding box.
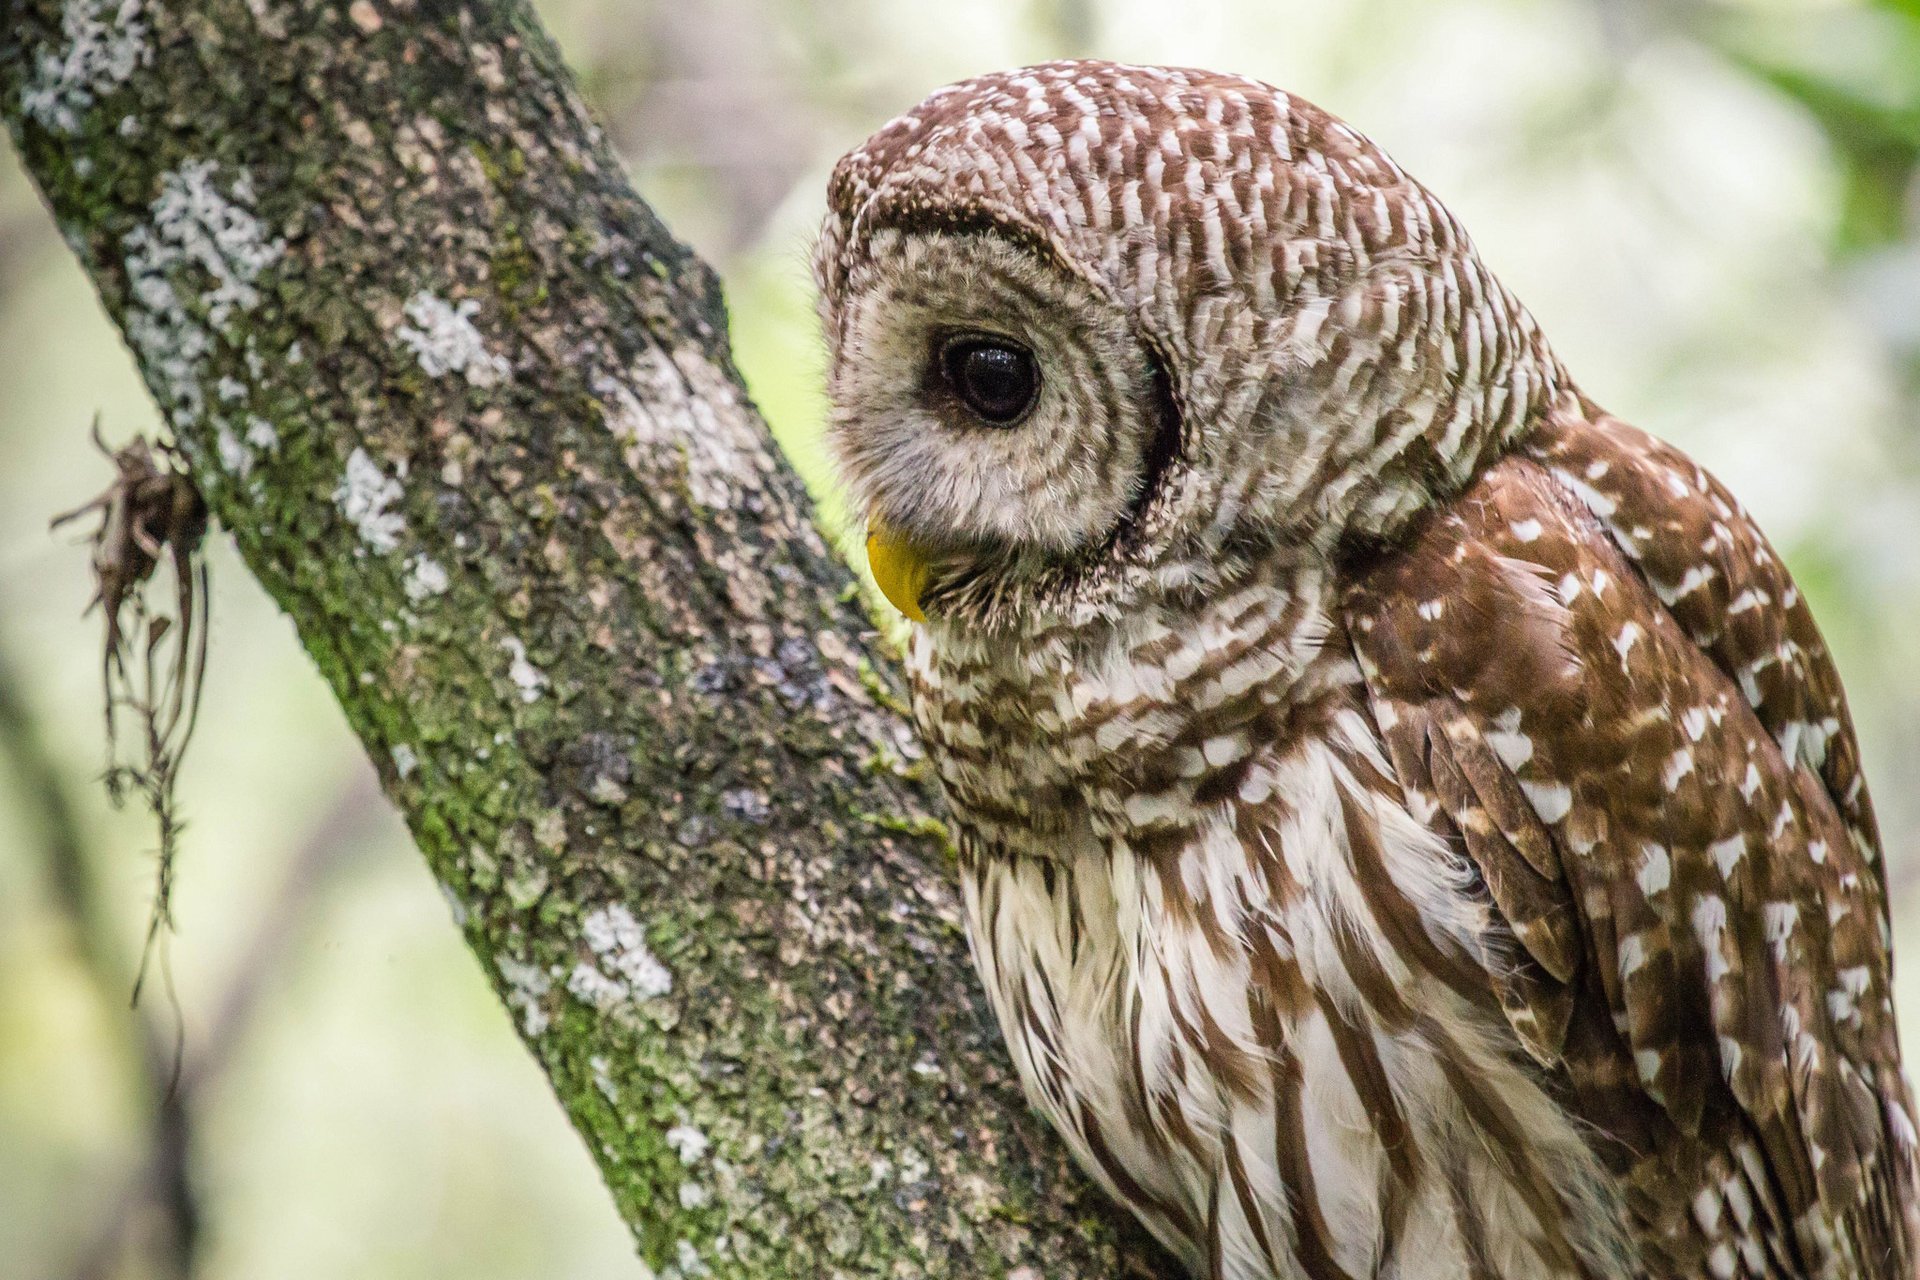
[1346,409,1916,1276]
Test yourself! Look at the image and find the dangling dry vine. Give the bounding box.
[52,425,210,1004]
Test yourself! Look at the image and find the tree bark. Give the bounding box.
[1,2,1174,1275]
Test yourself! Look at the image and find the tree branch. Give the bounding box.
[2,0,1172,1274]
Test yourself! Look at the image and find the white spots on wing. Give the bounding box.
[1635,1048,1663,1087]
[1637,843,1671,897]
[1662,748,1695,792]
[1486,727,1533,770]
[1781,1005,1821,1075]
[1727,588,1768,615]
[1652,565,1715,607]
[20,0,151,133]
[1829,966,1872,1025]
[1486,706,1533,770]
[1417,598,1445,621]
[1619,931,1649,981]
[396,291,510,386]
[1520,780,1572,824]
[1708,834,1747,880]
[1692,1186,1723,1237]
[335,447,407,552]
[1787,718,1836,771]
[1739,762,1763,801]
[1808,839,1828,866]
[1890,1100,1920,1153]
[1507,518,1543,543]
[1612,622,1641,669]
[1552,467,1617,519]
[1556,571,1582,605]
[1680,707,1710,742]
[1694,895,1731,982]
[1763,901,1799,962]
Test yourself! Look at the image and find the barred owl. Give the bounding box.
[814,61,1919,1279]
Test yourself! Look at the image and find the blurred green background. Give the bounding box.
[3,0,1919,1276]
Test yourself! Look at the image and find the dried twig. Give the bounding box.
[52,425,210,1006]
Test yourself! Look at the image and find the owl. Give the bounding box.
[814,61,1919,1280]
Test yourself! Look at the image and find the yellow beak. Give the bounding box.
[865,520,931,622]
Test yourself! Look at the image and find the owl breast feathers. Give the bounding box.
[815,61,1919,1279]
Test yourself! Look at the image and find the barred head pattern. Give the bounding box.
[817,61,1563,622]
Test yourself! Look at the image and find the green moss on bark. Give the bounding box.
[2,0,1175,1275]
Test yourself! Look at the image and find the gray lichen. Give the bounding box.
[2,1,1175,1276]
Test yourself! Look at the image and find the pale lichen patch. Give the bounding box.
[664,1123,709,1164]
[215,423,251,476]
[496,953,552,1036]
[120,160,284,427]
[404,553,450,601]
[436,879,467,927]
[396,290,510,386]
[335,447,407,552]
[666,1239,709,1279]
[589,1054,619,1103]
[567,961,627,1009]
[593,343,761,510]
[501,636,548,702]
[215,412,280,482]
[20,0,151,133]
[581,902,673,998]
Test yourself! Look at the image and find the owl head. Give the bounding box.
[816,61,1563,628]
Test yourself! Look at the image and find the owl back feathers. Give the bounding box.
[1346,402,1919,1278]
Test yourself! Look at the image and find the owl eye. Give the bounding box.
[938,335,1039,426]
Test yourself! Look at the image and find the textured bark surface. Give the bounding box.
[0,2,1174,1274]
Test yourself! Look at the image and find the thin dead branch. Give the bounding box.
[52,426,210,1006]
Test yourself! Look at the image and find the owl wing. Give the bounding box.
[1342,407,1916,1277]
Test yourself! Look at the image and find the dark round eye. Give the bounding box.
[939,336,1039,426]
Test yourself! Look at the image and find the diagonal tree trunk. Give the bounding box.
[1,2,1173,1274]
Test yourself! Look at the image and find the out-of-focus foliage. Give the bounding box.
[2,1,1916,1277]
